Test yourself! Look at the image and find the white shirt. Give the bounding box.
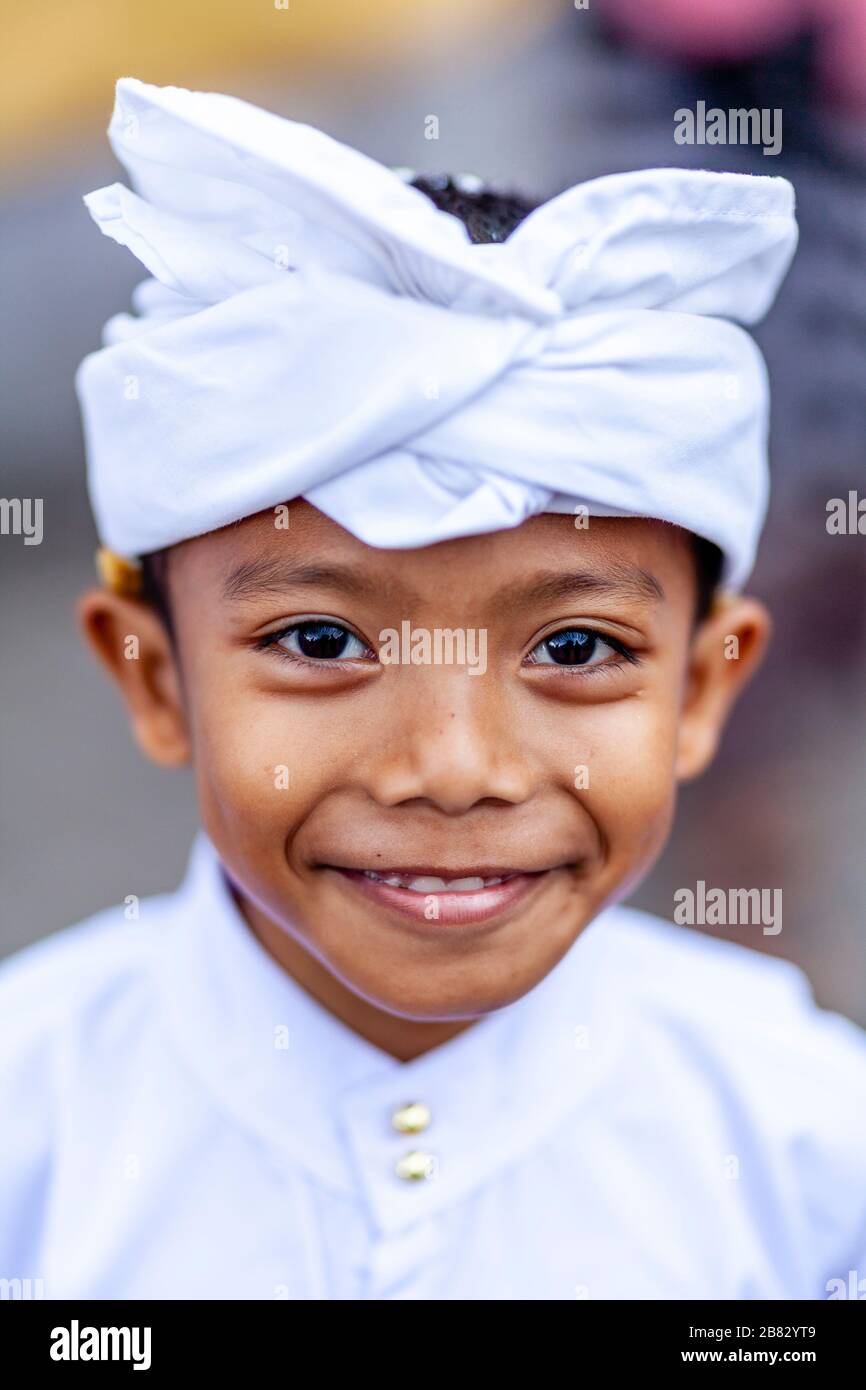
[2,832,865,1301]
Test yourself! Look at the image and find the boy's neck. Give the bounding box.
[232,885,477,1064]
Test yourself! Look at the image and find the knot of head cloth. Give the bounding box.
[76,78,799,590]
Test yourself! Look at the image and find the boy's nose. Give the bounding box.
[363,679,535,816]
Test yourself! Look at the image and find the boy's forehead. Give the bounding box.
[172,501,691,608]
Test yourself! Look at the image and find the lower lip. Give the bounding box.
[334,869,547,928]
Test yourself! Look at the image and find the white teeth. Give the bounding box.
[362,870,510,892]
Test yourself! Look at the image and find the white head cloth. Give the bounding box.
[76,78,798,589]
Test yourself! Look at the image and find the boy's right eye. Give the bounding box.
[261,620,373,663]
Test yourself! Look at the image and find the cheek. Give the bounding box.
[181,659,351,844]
[570,696,681,858]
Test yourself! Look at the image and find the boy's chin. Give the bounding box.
[344,969,555,1025]
[322,907,597,1022]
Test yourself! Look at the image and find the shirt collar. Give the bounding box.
[157,832,626,1233]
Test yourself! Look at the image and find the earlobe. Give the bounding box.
[675,593,772,782]
[77,588,191,767]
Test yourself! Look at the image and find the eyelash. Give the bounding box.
[256,620,640,674]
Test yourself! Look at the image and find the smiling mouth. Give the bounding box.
[359,869,521,892]
[328,864,557,929]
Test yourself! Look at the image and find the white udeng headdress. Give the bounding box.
[76,78,798,590]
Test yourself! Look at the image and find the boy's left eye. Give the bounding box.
[526,627,629,668]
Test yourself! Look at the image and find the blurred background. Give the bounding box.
[1,0,864,1020]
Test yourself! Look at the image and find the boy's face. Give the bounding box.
[81,503,769,1025]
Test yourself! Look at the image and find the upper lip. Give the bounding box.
[327,864,558,878]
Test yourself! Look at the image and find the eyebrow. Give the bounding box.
[491,566,665,608]
[221,556,664,609]
[222,558,406,604]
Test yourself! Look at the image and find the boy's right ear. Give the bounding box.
[76,589,191,767]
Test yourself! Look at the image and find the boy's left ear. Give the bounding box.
[675,593,771,782]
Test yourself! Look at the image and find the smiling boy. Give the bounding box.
[81,506,754,1064]
[1,79,865,1300]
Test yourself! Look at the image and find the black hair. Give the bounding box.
[407,173,538,243]
[140,547,173,637]
[690,533,725,623]
[139,176,723,625]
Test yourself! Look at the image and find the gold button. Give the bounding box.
[391,1101,432,1134]
[395,1150,437,1182]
